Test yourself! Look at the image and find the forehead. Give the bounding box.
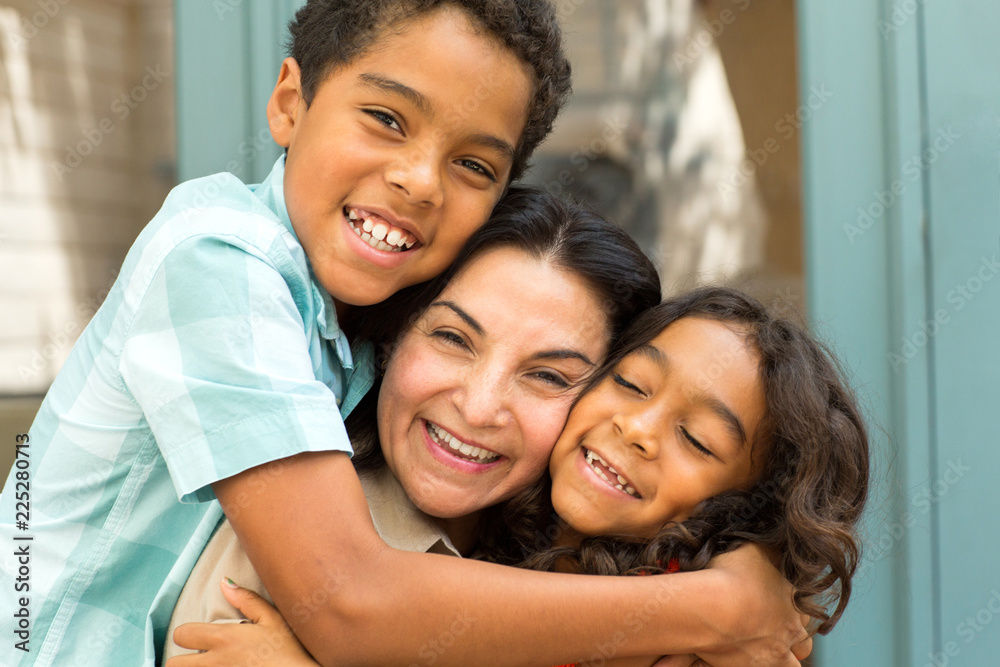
[320,5,533,102]
[646,317,757,370]
[433,247,610,347]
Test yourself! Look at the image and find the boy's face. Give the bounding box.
[269,7,534,307]
[548,317,767,540]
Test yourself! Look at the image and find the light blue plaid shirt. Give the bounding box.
[0,156,374,666]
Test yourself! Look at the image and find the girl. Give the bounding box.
[179,286,866,667]
[483,286,870,665]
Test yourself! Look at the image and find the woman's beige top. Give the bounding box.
[163,466,460,660]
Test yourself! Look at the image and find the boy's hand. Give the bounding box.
[694,543,812,666]
[166,579,320,667]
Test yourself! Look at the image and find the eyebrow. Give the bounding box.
[636,343,748,447]
[429,301,595,367]
[635,343,669,369]
[359,74,516,163]
[359,73,432,115]
[430,301,482,335]
[530,350,595,367]
[467,132,516,162]
[702,395,748,449]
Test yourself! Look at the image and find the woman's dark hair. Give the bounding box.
[287,0,571,181]
[478,286,870,635]
[344,185,661,471]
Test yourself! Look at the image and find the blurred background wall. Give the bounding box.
[0,0,175,431]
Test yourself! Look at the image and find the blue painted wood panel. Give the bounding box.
[798,1,908,664]
[801,0,1000,665]
[922,1,1000,664]
[175,0,305,182]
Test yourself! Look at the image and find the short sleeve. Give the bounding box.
[119,232,351,503]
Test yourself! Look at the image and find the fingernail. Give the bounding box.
[224,577,238,588]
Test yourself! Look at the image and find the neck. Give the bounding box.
[552,521,585,550]
[435,512,482,556]
[334,299,351,324]
[548,520,587,573]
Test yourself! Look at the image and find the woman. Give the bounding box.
[166,188,811,666]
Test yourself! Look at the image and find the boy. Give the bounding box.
[0,1,568,664]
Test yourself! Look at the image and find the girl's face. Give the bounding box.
[549,316,767,540]
[378,247,609,522]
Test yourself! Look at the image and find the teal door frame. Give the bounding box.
[799,1,1000,664]
[175,0,305,182]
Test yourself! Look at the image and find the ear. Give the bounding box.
[267,58,305,148]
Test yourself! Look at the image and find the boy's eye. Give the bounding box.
[364,109,402,132]
[680,427,714,458]
[457,158,497,183]
[612,373,645,396]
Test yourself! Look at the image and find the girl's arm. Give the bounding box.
[209,451,808,667]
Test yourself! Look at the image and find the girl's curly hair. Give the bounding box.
[288,0,572,181]
[475,286,870,635]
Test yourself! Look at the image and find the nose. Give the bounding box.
[386,142,445,208]
[452,366,509,430]
[612,405,661,460]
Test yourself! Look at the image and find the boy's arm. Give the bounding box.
[213,452,809,667]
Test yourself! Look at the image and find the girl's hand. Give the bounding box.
[165,579,320,667]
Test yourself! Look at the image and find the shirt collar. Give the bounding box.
[358,467,461,558]
[250,155,346,345]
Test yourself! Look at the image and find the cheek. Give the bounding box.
[384,339,450,397]
[517,398,575,477]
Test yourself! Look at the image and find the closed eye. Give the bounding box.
[612,373,645,396]
[680,427,714,458]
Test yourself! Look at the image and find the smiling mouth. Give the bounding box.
[345,207,418,253]
[426,421,501,464]
[584,448,640,498]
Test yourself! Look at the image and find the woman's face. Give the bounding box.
[548,316,767,540]
[378,247,610,520]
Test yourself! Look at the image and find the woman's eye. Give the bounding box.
[457,159,497,182]
[680,427,714,458]
[532,370,570,388]
[364,109,402,132]
[431,330,468,348]
[612,373,644,396]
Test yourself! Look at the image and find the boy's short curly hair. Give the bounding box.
[287,0,572,182]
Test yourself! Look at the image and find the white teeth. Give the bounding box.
[427,422,499,463]
[347,209,416,251]
[347,212,414,254]
[585,449,639,498]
